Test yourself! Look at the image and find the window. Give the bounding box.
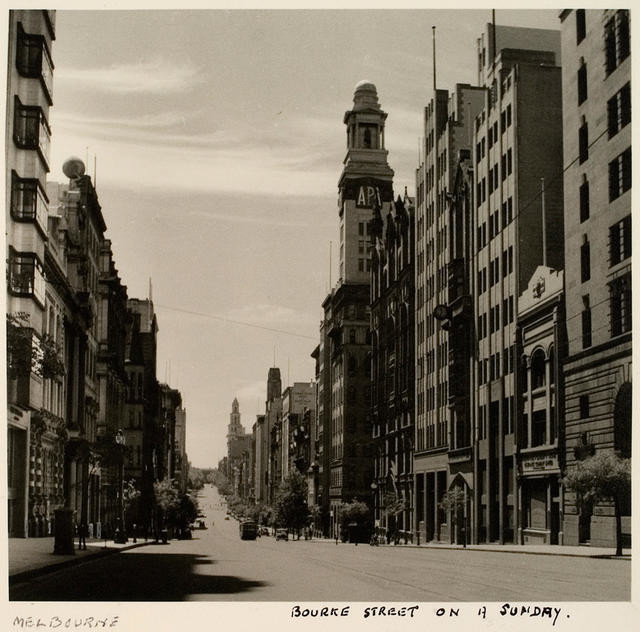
[579,178,590,222]
[577,60,587,104]
[10,171,48,232]
[531,349,546,389]
[581,295,592,349]
[507,149,512,175]
[13,97,50,165]
[605,10,630,75]
[610,273,631,336]
[16,24,53,101]
[607,82,631,138]
[506,104,512,128]
[578,120,588,164]
[609,215,631,266]
[8,248,45,306]
[608,147,631,201]
[579,394,589,419]
[580,238,590,282]
[576,9,586,44]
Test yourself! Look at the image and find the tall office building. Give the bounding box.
[472,26,563,544]
[6,9,56,537]
[414,83,484,543]
[559,9,631,548]
[317,81,394,538]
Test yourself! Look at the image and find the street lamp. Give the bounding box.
[370,482,378,543]
[114,429,127,544]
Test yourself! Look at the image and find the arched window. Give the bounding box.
[531,349,546,390]
[548,347,555,385]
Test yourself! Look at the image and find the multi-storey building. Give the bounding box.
[253,367,282,504]
[226,398,251,497]
[96,240,129,530]
[159,384,182,482]
[174,405,188,492]
[559,9,631,549]
[442,148,476,544]
[414,83,484,544]
[6,9,56,538]
[370,192,415,541]
[471,27,563,544]
[317,81,395,538]
[516,266,566,544]
[281,382,316,479]
[126,298,160,529]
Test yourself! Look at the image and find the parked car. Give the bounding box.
[275,528,288,541]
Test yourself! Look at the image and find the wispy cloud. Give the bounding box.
[226,303,316,329]
[56,59,201,94]
[186,209,333,229]
[234,380,267,413]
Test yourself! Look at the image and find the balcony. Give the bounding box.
[16,24,54,103]
[8,250,46,307]
[13,97,51,168]
[10,172,48,236]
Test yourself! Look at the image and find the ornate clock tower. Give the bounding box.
[338,81,394,284]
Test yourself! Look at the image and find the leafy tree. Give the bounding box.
[6,312,65,380]
[274,470,309,534]
[153,477,200,534]
[247,502,272,525]
[123,479,142,526]
[563,451,631,556]
[339,499,371,542]
[439,487,468,545]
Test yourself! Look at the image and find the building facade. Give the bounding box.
[370,193,415,541]
[6,9,56,538]
[316,81,395,538]
[472,29,563,544]
[559,9,631,548]
[414,83,484,544]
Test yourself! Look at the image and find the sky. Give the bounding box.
[44,8,561,468]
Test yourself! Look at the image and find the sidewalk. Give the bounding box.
[8,536,152,584]
[311,537,631,559]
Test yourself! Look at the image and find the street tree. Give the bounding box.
[7,312,66,380]
[438,487,467,545]
[563,451,631,556]
[274,470,309,535]
[339,499,371,542]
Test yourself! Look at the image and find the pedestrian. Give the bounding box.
[78,522,87,551]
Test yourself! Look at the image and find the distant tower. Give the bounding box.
[338,80,394,284]
[266,367,282,403]
[227,398,244,446]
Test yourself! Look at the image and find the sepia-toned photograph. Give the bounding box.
[4,3,634,625]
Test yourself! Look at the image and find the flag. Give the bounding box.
[388,458,398,494]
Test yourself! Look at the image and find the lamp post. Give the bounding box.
[370,482,378,543]
[114,429,127,544]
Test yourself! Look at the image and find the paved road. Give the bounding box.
[10,485,630,601]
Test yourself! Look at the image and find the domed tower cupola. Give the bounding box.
[337,81,395,285]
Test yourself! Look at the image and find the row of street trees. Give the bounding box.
[214,469,374,542]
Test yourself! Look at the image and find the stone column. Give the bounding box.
[545,357,551,444]
[526,357,533,448]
